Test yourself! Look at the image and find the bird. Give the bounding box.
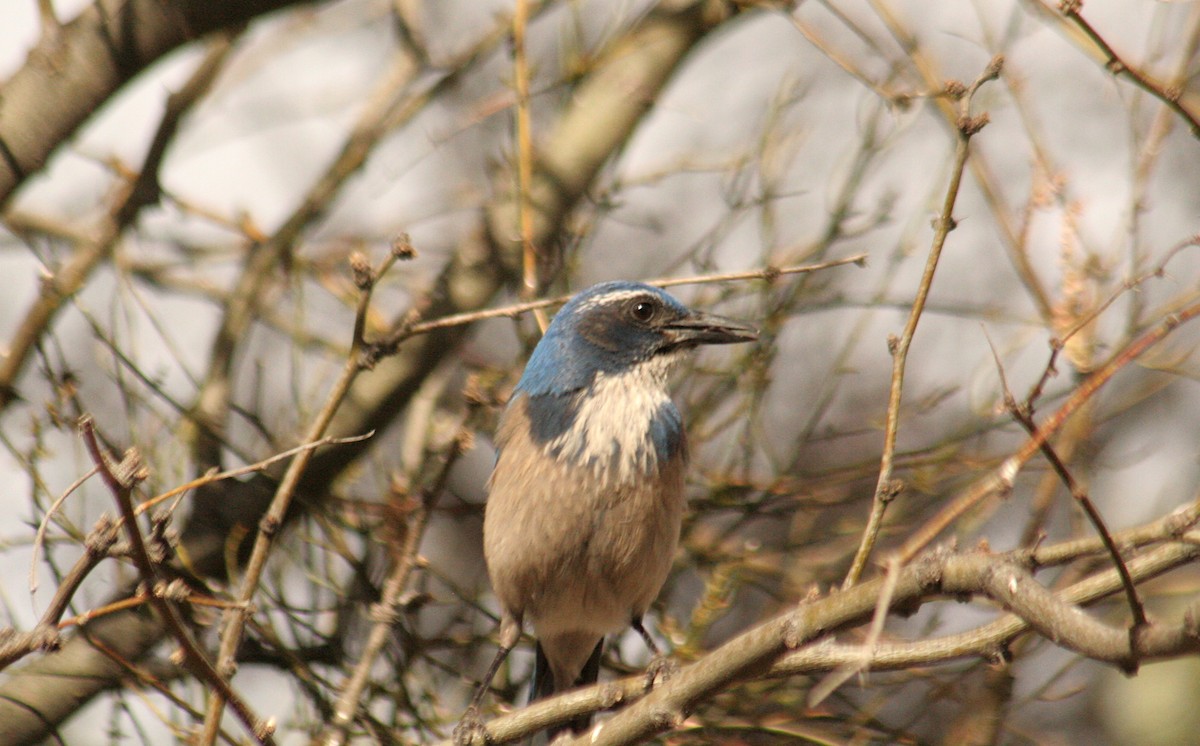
[457,280,756,741]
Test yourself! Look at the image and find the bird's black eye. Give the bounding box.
[629,298,657,323]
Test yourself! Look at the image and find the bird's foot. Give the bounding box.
[453,705,490,745]
[643,654,679,690]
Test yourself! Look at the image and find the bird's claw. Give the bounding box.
[453,705,489,745]
[643,655,679,690]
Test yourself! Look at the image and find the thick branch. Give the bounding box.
[0,0,316,208]
[0,32,236,414]
[449,538,1200,745]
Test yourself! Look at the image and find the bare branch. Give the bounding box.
[0,0,312,206]
[845,57,1003,587]
[79,416,276,744]
[0,32,237,413]
[1054,0,1200,137]
[900,299,1200,561]
[448,535,1200,745]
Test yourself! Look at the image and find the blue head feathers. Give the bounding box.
[515,281,754,396]
[509,281,757,473]
[517,282,683,396]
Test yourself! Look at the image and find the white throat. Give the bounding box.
[547,352,683,485]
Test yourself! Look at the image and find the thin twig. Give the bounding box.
[79,416,276,744]
[898,299,1200,561]
[810,555,901,705]
[320,424,471,745]
[1012,410,1146,635]
[1057,234,1200,347]
[12,430,368,675]
[189,46,421,470]
[0,512,121,672]
[135,431,374,517]
[843,57,1003,588]
[29,465,97,594]
[1057,0,1200,137]
[53,584,238,632]
[870,0,1053,322]
[983,332,1147,641]
[376,256,865,353]
[511,0,548,332]
[82,630,243,745]
[199,250,400,745]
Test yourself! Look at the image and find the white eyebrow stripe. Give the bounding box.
[574,289,653,311]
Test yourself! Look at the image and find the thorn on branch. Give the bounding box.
[78,417,147,492]
[1028,532,1047,558]
[914,548,950,590]
[995,458,1020,494]
[215,656,238,677]
[783,593,820,649]
[647,706,684,731]
[147,510,178,564]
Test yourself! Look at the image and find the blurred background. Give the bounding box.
[1,0,1199,743]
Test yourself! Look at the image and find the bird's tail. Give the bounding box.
[531,638,603,739]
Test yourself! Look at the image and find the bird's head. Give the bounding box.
[516,281,758,396]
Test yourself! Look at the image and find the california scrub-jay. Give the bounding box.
[460,280,756,739]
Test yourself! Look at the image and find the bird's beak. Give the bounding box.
[664,310,758,347]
